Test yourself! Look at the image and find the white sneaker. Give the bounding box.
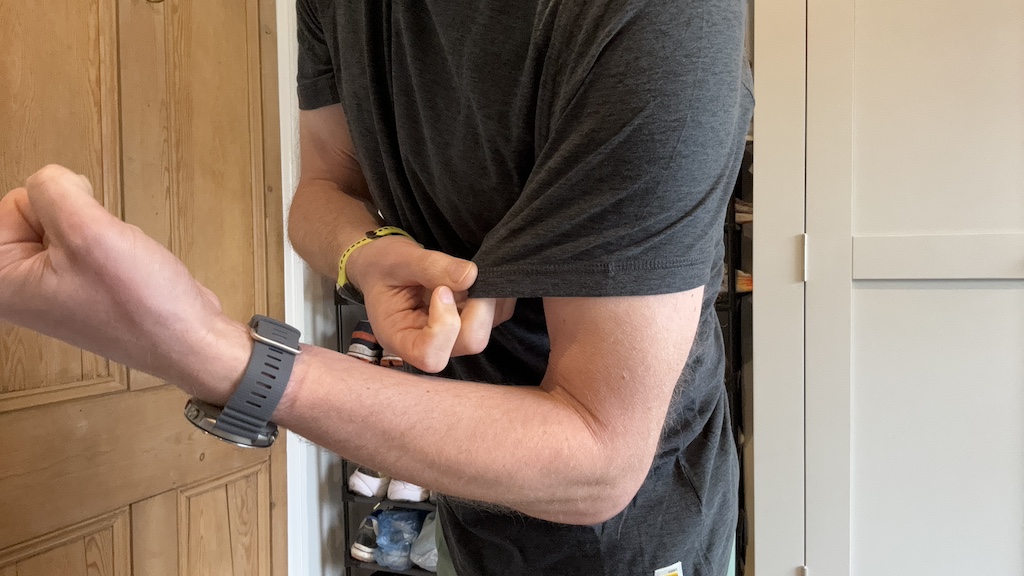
[348,468,390,498]
[387,479,429,502]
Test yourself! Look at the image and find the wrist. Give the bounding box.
[270,341,316,423]
[346,234,418,292]
[188,317,253,406]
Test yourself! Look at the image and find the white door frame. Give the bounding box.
[275,1,342,575]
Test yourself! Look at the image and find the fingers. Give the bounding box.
[452,298,497,356]
[493,298,517,327]
[0,188,43,245]
[24,165,114,249]
[449,297,518,357]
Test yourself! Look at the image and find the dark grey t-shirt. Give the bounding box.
[297,0,753,574]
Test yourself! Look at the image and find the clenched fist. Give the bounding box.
[0,165,250,404]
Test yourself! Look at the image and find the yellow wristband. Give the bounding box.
[336,226,415,289]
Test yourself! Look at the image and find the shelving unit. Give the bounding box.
[335,294,437,576]
[716,141,753,576]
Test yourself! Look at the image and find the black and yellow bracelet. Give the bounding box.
[336,226,415,304]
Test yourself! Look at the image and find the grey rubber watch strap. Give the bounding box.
[213,315,301,441]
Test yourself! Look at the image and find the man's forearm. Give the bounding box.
[270,344,641,525]
[287,179,381,281]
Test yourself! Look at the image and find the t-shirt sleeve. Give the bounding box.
[469,0,753,299]
[296,0,340,110]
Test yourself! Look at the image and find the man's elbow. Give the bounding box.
[554,464,648,526]
[286,193,312,258]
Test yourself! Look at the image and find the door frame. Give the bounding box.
[275,1,346,575]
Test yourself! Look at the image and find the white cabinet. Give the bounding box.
[757,0,1024,574]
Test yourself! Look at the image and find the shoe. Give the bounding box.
[348,467,391,498]
[380,349,404,369]
[719,269,753,294]
[347,321,382,364]
[735,270,753,293]
[388,479,430,502]
[733,198,753,224]
[350,513,379,562]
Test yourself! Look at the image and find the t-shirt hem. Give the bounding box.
[469,257,715,299]
[297,76,341,110]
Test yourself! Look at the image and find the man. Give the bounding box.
[0,0,752,574]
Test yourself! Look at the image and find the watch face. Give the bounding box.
[184,398,277,448]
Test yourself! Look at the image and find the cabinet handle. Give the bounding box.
[146,0,165,3]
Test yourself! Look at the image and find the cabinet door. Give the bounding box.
[805,0,1024,574]
[750,0,809,574]
[0,0,286,574]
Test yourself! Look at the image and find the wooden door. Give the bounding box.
[804,0,1024,574]
[0,0,287,574]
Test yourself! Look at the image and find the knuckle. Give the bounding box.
[423,251,449,280]
[467,330,490,355]
[418,352,449,373]
[27,164,69,187]
[454,325,490,357]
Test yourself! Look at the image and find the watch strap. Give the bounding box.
[213,315,301,440]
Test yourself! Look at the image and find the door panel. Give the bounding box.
[852,0,1024,236]
[168,0,267,326]
[0,510,130,576]
[0,0,285,572]
[130,463,271,576]
[0,0,125,414]
[851,285,1024,575]
[182,464,271,576]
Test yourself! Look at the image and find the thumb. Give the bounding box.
[390,246,478,293]
[406,285,462,373]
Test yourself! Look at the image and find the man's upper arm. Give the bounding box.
[298,105,370,201]
[540,288,704,496]
[469,0,751,299]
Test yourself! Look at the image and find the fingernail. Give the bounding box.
[449,261,473,283]
[439,286,455,304]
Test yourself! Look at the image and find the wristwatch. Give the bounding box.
[184,315,301,448]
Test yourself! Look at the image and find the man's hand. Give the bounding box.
[0,165,249,404]
[347,237,515,372]
[292,105,515,371]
